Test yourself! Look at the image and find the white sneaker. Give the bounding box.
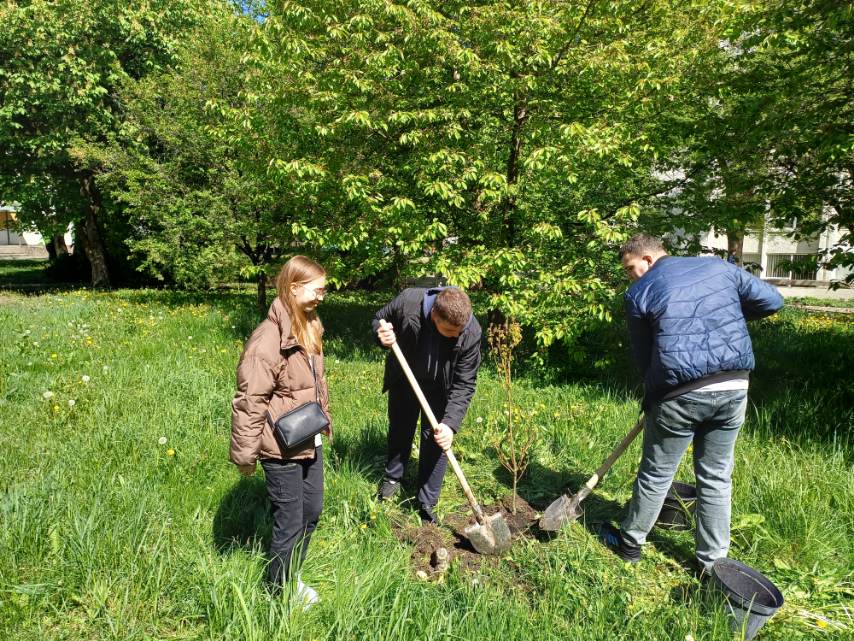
[295,577,319,610]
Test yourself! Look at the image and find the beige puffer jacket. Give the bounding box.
[230,297,332,464]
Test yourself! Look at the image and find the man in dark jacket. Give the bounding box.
[372,286,482,523]
[599,234,784,572]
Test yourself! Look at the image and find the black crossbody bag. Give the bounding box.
[270,354,329,450]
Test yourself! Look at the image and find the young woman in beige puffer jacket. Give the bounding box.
[230,255,331,605]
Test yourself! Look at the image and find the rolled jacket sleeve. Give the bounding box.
[230,355,276,466]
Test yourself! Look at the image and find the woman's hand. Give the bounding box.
[237,463,256,477]
[377,319,396,348]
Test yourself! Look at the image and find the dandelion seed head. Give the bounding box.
[68,399,76,407]
[158,436,167,445]
[42,391,54,400]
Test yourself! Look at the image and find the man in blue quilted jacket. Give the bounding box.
[599,234,784,573]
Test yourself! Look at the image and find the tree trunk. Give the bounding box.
[727,230,744,265]
[53,234,69,257]
[78,174,111,288]
[44,238,57,261]
[257,270,267,317]
[501,96,528,246]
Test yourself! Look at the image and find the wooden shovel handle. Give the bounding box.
[388,338,486,525]
[572,416,645,504]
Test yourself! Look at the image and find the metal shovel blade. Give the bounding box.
[465,512,512,555]
[539,417,645,532]
[539,493,584,531]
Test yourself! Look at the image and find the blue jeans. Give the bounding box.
[621,390,748,570]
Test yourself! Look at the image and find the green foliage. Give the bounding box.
[4,0,851,341]
[0,0,203,285]
[660,0,854,282]
[228,0,739,347]
[99,4,262,290]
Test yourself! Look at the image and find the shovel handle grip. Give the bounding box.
[388,339,486,525]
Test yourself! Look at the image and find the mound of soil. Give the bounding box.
[391,494,539,579]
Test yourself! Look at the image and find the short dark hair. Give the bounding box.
[619,234,666,259]
[433,287,471,327]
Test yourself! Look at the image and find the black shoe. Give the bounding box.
[377,479,401,502]
[418,505,438,526]
[597,523,641,564]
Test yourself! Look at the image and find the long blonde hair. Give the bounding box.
[276,255,326,354]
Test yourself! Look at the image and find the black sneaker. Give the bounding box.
[418,505,438,526]
[377,479,401,502]
[597,523,641,564]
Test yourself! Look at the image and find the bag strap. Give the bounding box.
[310,354,320,404]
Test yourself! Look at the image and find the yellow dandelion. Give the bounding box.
[52,405,60,412]
[166,448,175,457]
[50,353,58,359]
[816,619,828,629]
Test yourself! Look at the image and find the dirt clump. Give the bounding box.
[391,494,539,580]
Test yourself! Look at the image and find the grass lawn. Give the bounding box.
[788,297,854,310]
[0,259,60,286]
[1,275,851,640]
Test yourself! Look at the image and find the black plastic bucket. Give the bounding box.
[710,558,784,640]
[656,481,696,530]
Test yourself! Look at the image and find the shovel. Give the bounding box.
[539,415,644,531]
[385,329,512,555]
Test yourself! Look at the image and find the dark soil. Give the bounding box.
[391,494,539,579]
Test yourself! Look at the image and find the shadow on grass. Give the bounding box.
[0,256,81,294]
[212,475,272,553]
[328,419,388,479]
[746,312,853,454]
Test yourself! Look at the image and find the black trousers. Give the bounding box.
[261,446,323,587]
[384,381,448,510]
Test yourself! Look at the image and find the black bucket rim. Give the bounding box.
[666,481,697,501]
[711,558,785,616]
[656,481,697,530]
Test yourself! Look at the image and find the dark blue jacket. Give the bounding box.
[371,288,482,431]
[625,256,784,405]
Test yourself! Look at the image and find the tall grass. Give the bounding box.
[0,286,851,640]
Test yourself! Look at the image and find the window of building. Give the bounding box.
[766,254,818,280]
